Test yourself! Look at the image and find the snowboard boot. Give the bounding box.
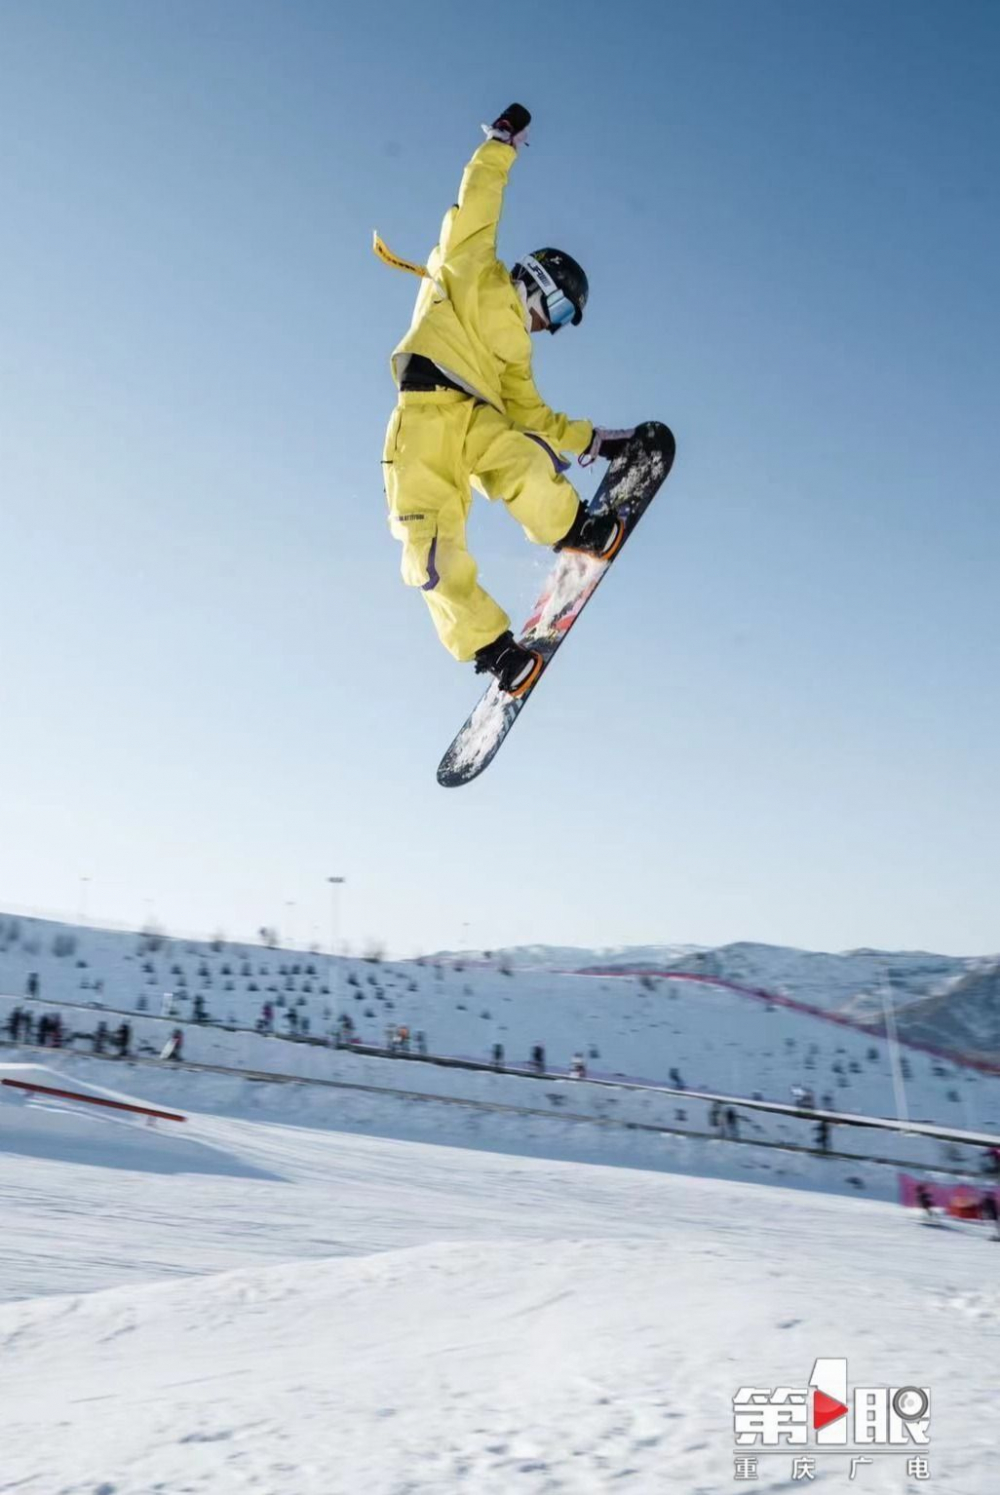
[474,630,543,698]
[554,502,625,562]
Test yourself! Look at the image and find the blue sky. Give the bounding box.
[1,0,997,957]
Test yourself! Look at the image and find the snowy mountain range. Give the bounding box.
[441,938,982,1023]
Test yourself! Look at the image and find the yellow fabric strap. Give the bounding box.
[372,230,430,279]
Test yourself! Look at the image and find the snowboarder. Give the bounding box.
[161,1028,183,1062]
[379,103,633,696]
[915,1183,936,1222]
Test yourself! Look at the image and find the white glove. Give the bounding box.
[579,426,636,467]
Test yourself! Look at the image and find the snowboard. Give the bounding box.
[437,420,675,788]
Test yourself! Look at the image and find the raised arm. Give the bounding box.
[438,104,531,265]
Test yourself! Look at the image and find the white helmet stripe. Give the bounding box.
[521,253,559,298]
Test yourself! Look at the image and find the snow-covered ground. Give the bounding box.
[3,915,999,1491]
[2,1056,999,1494]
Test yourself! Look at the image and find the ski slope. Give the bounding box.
[1,1059,998,1492]
[2,912,1000,1135]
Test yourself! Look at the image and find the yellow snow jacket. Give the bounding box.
[389,139,593,458]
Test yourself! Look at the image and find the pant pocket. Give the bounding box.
[389,512,440,591]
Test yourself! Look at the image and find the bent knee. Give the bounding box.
[509,480,579,547]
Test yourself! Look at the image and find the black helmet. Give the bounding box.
[512,247,589,332]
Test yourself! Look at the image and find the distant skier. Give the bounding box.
[915,1183,936,1222]
[379,103,633,696]
[569,1053,586,1080]
[491,1041,504,1069]
[115,1020,131,1059]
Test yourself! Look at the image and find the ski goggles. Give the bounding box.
[520,254,577,333]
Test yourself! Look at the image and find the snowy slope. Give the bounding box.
[5,976,1000,1141]
[1,1067,997,1493]
[3,912,1000,1138]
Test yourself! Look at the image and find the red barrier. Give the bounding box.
[1,1078,186,1122]
[899,1172,1000,1217]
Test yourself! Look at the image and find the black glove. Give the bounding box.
[484,103,531,149]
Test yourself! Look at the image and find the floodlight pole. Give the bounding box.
[327,877,346,1015]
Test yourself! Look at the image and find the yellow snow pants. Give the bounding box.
[382,390,581,661]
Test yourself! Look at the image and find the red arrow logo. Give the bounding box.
[813,1388,849,1432]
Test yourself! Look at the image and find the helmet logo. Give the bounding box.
[520,254,559,299]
